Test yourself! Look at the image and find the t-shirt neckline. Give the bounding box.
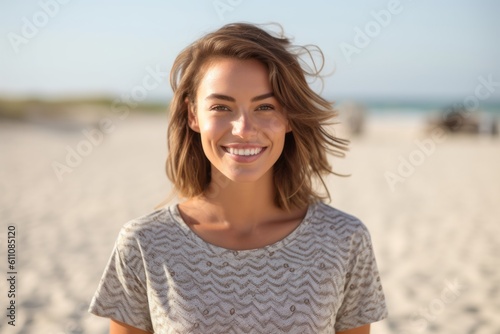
[168,202,319,258]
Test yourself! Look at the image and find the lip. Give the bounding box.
[222,143,266,148]
[221,145,267,163]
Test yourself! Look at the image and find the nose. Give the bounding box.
[232,111,257,138]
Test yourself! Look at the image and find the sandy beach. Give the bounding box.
[1,111,499,333]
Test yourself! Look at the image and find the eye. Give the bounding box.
[210,105,231,112]
[256,104,275,111]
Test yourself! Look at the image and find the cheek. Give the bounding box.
[199,118,225,141]
[266,115,288,134]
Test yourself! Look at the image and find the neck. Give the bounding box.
[197,169,281,232]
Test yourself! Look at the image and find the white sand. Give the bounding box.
[0,112,499,333]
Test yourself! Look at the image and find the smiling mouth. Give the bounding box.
[223,147,265,156]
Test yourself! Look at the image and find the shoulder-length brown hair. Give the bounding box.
[166,22,349,210]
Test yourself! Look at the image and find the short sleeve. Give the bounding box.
[88,227,153,333]
[335,225,388,332]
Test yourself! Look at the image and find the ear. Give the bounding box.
[186,98,200,133]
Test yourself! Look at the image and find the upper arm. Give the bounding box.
[110,319,153,334]
[337,324,370,334]
[335,224,387,331]
[89,225,153,331]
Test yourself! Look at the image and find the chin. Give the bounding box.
[225,173,266,184]
[214,166,272,185]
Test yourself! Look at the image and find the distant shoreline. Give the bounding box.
[1,96,499,122]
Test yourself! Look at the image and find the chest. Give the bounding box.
[145,244,347,333]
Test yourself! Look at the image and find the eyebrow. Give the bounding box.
[205,92,274,102]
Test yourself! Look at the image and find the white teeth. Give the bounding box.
[226,147,263,156]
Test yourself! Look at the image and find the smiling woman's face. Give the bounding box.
[188,57,290,184]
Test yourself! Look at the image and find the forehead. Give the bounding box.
[197,58,272,97]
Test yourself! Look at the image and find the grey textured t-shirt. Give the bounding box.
[89,202,388,333]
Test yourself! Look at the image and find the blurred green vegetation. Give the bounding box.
[0,96,169,120]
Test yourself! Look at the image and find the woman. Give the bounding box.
[89,22,388,333]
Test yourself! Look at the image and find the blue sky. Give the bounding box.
[1,0,499,103]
